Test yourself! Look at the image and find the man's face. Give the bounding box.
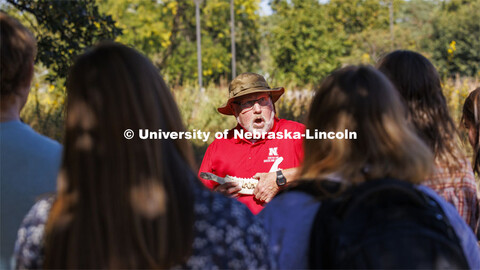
[232,92,275,134]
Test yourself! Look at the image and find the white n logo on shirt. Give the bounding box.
[269,147,278,156]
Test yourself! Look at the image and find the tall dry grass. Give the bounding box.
[20,75,480,166]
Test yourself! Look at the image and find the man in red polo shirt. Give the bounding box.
[198,72,304,214]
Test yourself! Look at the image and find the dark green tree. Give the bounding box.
[395,0,439,50]
[99,0,260,85]
[6,0,122,81]
[429,0,480,77]
[267,0,346,86]
[327,0,395,64]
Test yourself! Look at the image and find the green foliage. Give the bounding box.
[429,0,480,77]
[173,84,236,145]
[6,0,122,81]
[20,66,66,142]
[444,77,479,123]
[99,0,261,86]
[267,0,346,86]
[3,0,479,165]
[328,0,390,34]
[394,0,438,51]
[276,90,311,124]
[328,0,401,64]
[443,77,480,159]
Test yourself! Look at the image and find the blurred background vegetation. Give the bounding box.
[2,0,479,164]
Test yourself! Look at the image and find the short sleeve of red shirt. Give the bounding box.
[198,118,305,214]
[198,139,221,189]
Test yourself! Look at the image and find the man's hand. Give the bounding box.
[214,182,241,197]
[253,172,279,203]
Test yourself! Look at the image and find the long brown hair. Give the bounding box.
[302,65,432,185]
[377,50,464,173]
[43,42,196,268]
[462,87,480,175]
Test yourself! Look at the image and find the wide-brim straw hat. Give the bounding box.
[218,72,284,115]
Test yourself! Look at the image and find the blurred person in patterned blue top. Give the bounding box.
[13,42,271,269]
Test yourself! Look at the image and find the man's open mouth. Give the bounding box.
[253,118,264,128]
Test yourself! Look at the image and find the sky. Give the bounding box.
[259,0,273,16]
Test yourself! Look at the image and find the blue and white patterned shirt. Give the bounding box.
[14,180,272,269]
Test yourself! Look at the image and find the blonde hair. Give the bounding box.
[302,66,433,185]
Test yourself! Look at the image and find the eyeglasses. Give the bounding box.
[233,96,271,110]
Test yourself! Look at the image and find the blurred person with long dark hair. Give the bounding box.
[462,87,480,176]
[13,42,270,269]
[377,50,480,234]
[462,87,480,239]
[260,66,480,269]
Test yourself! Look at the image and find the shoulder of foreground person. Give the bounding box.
[426,160,480,233]
[259,190,321,269]
[260,181,480,269]
[0,121,62,155]
[417,184,480,269]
